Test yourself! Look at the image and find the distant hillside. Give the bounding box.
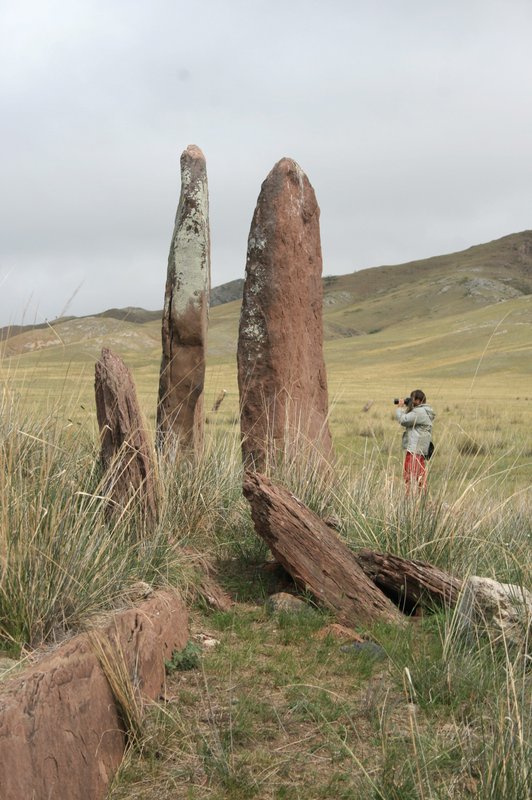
[320,229,532,338]
[0,279,246,345]
[0,317,76,344]
[1,230,531,358]
[210,278,245,307]
[96,307,161,324]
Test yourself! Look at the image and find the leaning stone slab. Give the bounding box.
[244,472,404,627]
[0,591,188,800]
[237,157,333,470]
[456,576,532,652]
[157,144,211,456]
[95,347,159,525]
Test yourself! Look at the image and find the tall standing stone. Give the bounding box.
[237,157,333,470]
[157,144,210,455]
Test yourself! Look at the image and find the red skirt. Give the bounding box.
[403,451,427,490]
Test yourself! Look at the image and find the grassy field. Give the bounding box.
[1,238,531,798]
[2,291,530,492]
[106,602,530,800]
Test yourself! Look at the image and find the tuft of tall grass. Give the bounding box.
[0,392,185,652]
[156,429,247,552]
[89,629,145,750]
[260,426,530,587]
[370,610,532,799]
[2,378,530,661]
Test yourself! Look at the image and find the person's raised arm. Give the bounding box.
[395,406,416,427]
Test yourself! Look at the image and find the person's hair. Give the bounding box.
[410,389,426,404]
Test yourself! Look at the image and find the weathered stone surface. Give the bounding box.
[197,574,233,613]
[95,347,158,525]
[157,144,210,455]
[266,592,311,614]
[243,472,404,627]
[237,157,333,470]
[181,546,233,612]
[0,591,188,800]
[456,576,532,651]
[355,549,463,612]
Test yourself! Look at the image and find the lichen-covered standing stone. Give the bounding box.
[237,157,333,469]
[157,144,210,455]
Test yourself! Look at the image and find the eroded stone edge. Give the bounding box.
[0,590,188,800]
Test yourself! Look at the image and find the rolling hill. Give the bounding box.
[1,229,531,369]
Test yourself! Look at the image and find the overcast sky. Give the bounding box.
[1,0,532,326]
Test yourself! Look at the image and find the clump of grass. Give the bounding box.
[359,606,531,799]
[165,640,201,673]
[0,392,186,652]
[156,430,248,555]
[457,436,488,456]
[89,629,145,750]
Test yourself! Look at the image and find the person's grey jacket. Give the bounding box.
[395,404,435,455]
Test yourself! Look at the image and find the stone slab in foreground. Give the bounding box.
[0,590,188,800]
[243,472,404,627]
[456,576,531,651]
[356,548,463,612]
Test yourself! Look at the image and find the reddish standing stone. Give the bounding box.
[95,347,158,525]
[157,144,210,456]
[237,157,333,469]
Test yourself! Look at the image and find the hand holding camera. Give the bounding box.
[393,396,412,407]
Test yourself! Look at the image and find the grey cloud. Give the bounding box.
[1,0,532,324]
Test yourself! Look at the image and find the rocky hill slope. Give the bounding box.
[2,230,531,358]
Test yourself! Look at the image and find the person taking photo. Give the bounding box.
[395,389,435,490]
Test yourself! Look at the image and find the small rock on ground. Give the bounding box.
[315,624,364,642]
[340,641,388,660]
[266,592,311,614]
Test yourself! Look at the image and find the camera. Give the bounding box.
[394,397,412,405]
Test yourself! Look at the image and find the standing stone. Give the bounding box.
[95,348,158,526]
[157,144,210,456]
[237,157,333,470]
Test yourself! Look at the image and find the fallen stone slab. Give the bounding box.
[355,549,463,612]
[455,576,532,652]
[0,590,188,800]
[243,472,404,627]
